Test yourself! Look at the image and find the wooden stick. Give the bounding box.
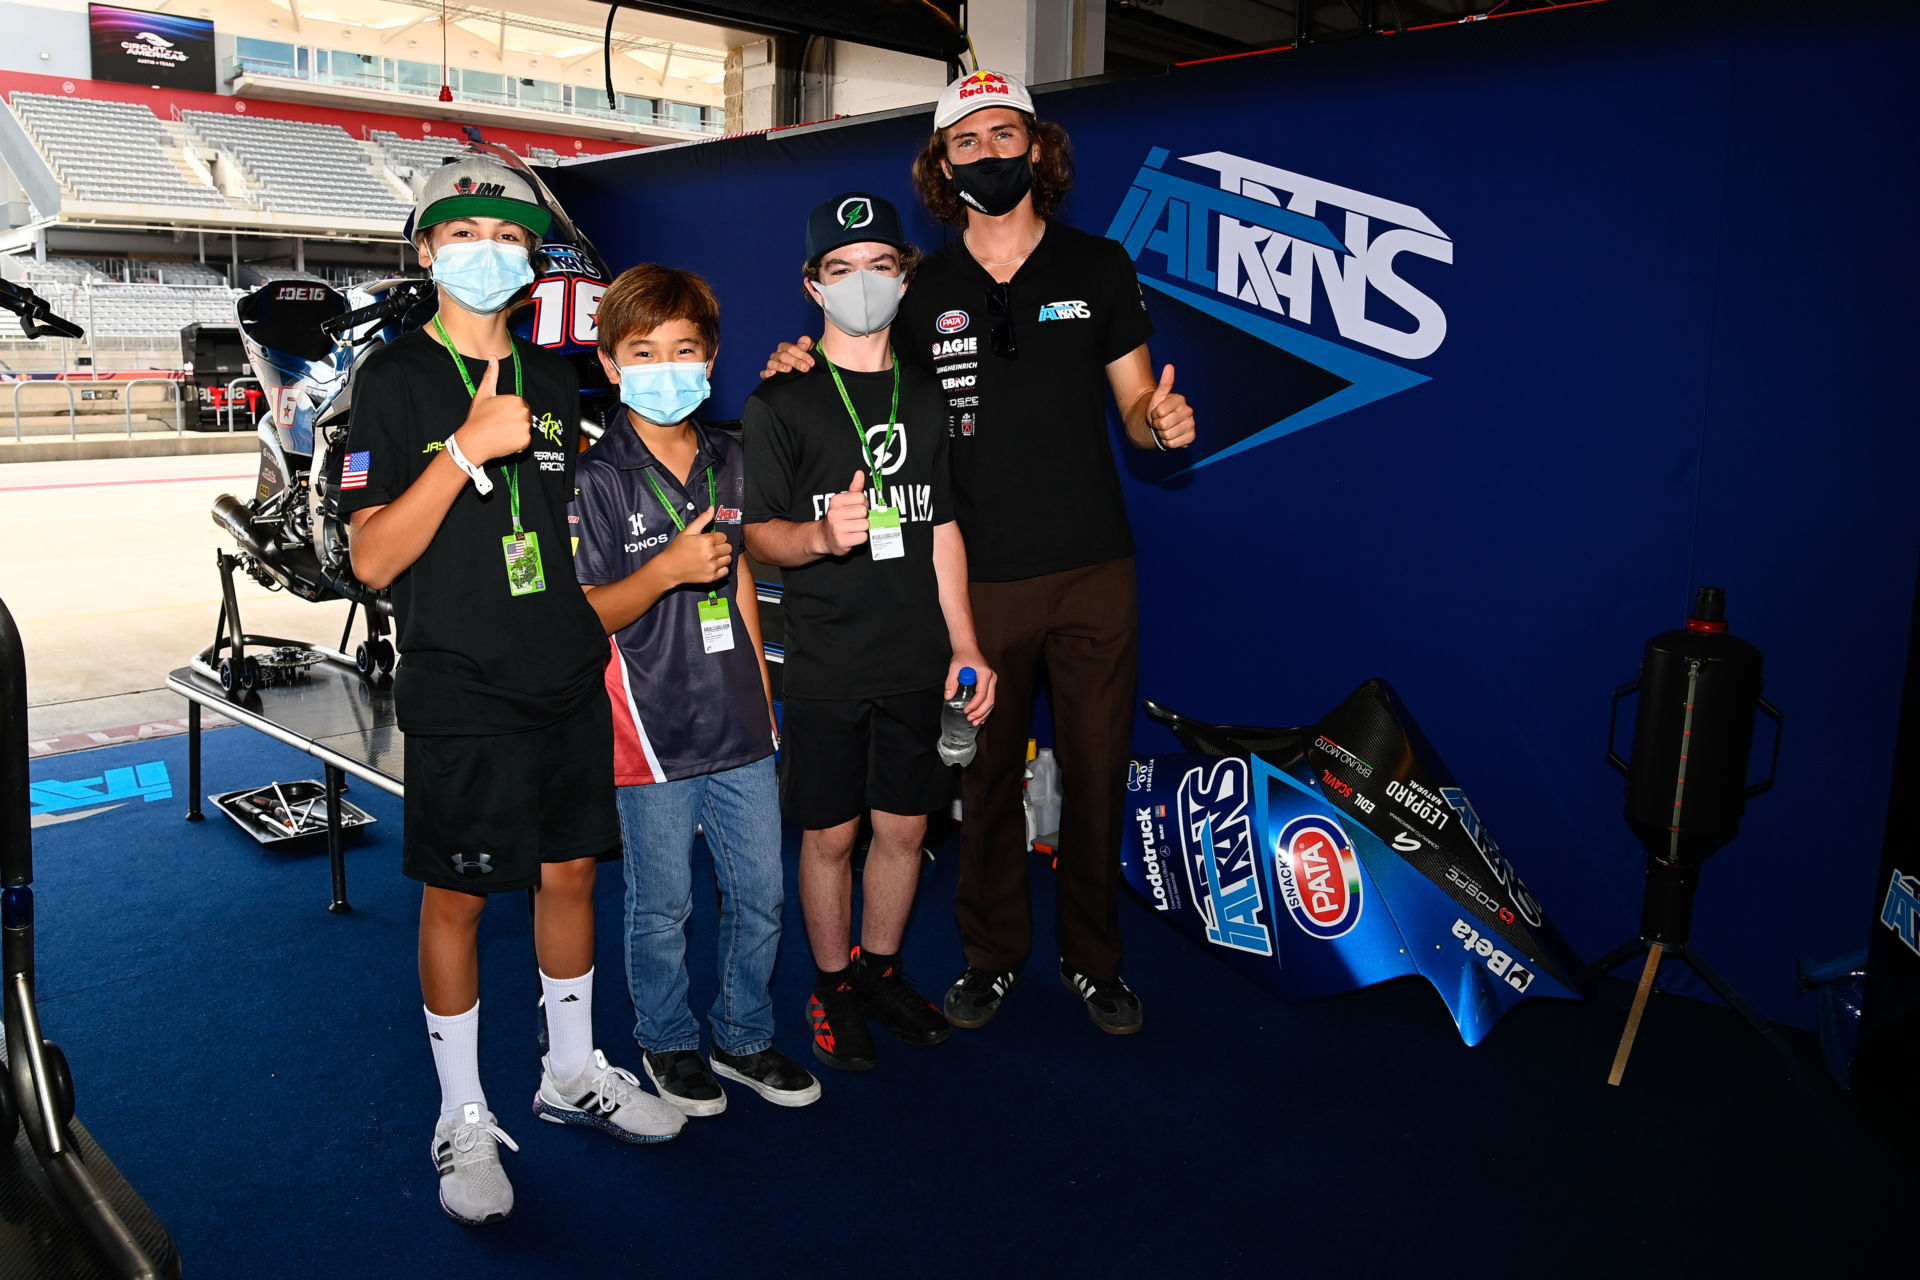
[1607,943,1665,1087]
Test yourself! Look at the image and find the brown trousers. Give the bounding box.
[958,557,1138,980]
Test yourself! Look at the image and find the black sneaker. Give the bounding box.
[641,1049,728,1116]
[807,978,878,1072]
[1061,965,1144,1036]
[710,1046,823,1108]
[942,966,1020,1029]
[852,947,952,1046]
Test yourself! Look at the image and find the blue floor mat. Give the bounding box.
[22,730,1915,1277]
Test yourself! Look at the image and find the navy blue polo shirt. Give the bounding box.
[571,420,773,784]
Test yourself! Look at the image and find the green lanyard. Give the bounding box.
[818,344,900,509]
[645,463,721,599]
[433,313,526,533]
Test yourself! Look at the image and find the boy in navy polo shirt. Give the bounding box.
[572,264,820,1113]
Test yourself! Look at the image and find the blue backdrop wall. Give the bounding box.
[545,0,1920,1028]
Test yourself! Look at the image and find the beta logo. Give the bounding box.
[1037,300,1090,322]
[1274,814,1362,939]
[1450,919,1534,993]
[936,310,969,334]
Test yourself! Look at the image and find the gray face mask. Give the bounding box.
[814,268,906,337]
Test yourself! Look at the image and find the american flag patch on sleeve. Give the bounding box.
[340,451,370,490]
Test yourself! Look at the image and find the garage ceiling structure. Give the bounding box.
[615,0,970,62]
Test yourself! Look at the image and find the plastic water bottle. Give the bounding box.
[1029,747,1061,840]
[938,667,981,766]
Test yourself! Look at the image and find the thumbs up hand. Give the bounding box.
[1146,363,1195,451]
[456,356,533,463]
[659,505,733,585]
[820,470,870,556]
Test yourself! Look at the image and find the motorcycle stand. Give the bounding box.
[196,550,393,696]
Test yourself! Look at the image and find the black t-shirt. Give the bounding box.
[742,358,952,701]
[335,327,605,736]
[897,222,1154,582]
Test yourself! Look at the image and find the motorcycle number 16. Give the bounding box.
[527,276,605,349]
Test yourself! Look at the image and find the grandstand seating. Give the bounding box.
[369,130,466,184]
[182,111,411,221]
[528,147,562,166]
[10,93,228,208]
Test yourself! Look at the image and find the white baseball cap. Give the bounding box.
[933,69,1035,130]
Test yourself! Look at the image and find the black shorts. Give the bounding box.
[778,687,953,829]
[403,689,622,896]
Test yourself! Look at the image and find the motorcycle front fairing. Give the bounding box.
[1123,680,1587,1046]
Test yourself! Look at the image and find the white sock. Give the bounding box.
[425,1001,485,1120]
[539,968,595,1083]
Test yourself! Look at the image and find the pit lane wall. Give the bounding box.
[546,0,1920,1029]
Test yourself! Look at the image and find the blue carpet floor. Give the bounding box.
[18,730,1915,1277]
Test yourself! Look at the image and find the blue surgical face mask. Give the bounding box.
[430,239,535,316]
[619,361,711,425]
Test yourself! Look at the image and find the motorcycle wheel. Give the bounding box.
[41,1040,74,1128]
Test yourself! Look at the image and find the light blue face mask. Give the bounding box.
[430,239,535,316]
[619,361,711,425]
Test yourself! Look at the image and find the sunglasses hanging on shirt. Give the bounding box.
[985,281,1017,360]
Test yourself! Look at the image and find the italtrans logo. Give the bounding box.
[1106,147,1451,470]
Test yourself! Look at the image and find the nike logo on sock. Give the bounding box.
[559,994,581,1002]
[430,1032,443,1040]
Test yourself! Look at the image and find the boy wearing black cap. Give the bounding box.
[339,158,682,1228]
[743,193,996,1071]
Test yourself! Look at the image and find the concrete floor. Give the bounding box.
[2,453,353,746]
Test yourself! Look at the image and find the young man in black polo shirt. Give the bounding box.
[761,73,1197,1037]
[340,159,682,1228]
[743,192,996,1072]
[571,263,819,1113]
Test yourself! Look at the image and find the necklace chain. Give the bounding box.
[966,225,1044,268]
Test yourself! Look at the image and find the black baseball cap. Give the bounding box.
[806,192,908,261]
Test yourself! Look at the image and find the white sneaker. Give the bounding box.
[432,1102,519,1227]
[532,1049,686,1144]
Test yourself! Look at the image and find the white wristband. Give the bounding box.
[444,433,493,495]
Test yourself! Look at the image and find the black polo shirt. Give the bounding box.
[571,419,773,785]
[742,359,953,701]
[897,222,1154,583]
[335,328,605,736]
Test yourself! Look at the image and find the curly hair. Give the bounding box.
[910,115,1074,227]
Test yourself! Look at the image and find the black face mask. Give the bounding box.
[949,153,1034,218]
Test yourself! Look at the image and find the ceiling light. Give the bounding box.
[407,40,417,49]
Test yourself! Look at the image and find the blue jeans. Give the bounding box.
[616,756,783,1056]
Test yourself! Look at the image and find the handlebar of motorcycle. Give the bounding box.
[321,281,433,343]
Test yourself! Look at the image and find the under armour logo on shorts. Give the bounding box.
[450,853,493,875]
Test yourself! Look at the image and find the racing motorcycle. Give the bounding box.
[205,140,614,693]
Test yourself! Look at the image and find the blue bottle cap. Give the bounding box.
[959,666,977,685]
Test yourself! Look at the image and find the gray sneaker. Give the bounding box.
[533,1049,686,1143]
[432,1102,519,1227]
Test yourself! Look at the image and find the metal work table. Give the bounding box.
[167,654,401,914]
